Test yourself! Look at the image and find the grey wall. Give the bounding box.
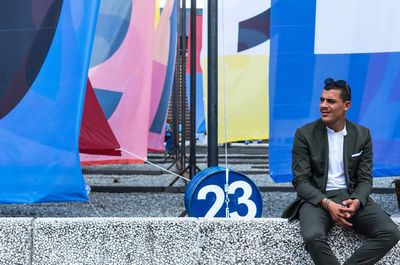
[0,218,32,265]
[0,218,399,264]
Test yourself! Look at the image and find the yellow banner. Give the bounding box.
[202,55,269,143]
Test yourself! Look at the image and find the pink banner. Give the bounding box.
[147,0,178,151]
[80,0,155,165]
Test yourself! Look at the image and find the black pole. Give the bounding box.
[189,0,197,178]
[180,0,187,171]
[207,0,218,167]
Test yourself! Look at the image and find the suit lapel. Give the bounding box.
[344,121,354,186]
[316,120,329,188]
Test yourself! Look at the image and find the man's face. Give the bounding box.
[320,89,350,130]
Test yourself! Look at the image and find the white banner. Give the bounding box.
[315,0,400,54]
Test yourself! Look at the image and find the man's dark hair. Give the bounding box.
[323,78,352,102]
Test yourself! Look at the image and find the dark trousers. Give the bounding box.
[299,189,400,265]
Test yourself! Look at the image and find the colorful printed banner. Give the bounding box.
[186,12,206,134]
[148,0,178,151]
[80,0,155,164]
[0,0,99,203]
[201,0,270,143]
[269,0,400,182]
[79,80,120,156]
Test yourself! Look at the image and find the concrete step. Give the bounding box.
[3,218,399,265]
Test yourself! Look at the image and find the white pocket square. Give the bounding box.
[351,151,363,157]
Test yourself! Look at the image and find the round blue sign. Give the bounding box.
[185,167,263,218]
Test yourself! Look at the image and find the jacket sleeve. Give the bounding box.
[292,129,326,206]
[350,129,373,207]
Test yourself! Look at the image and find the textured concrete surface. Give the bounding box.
[199,218,400,265]
[199,218,306,265]
[0,218,32,265]
[1,218,399,264]
[32,218,199,265]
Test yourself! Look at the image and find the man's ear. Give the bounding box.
[344,101,351,111]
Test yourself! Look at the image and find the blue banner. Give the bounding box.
[0,0,99,203]
[269,0,400,182]
[186,73,206,133]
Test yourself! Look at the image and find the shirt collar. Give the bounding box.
[326,123,347,136]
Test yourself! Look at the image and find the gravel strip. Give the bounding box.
[0,192,398,218]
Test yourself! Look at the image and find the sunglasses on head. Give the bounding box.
[324,78,351,100]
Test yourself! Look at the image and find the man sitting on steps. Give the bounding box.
[282,78,400,265]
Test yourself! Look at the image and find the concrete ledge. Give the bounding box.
[0,218,32,265]
[199,218,400,264]
[1,218,399,264]
[32,218,199,265]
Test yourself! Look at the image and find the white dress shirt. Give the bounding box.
[326,125,347,191]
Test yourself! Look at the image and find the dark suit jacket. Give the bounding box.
[281,119,373,220]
